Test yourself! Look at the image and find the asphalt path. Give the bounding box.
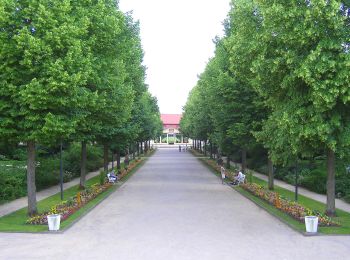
[1,149,349,260]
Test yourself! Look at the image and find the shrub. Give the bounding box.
[36,158,60,191]
[0,161,27,203]
[63,142,104,176]
[300,169,327,194]
[343,194,350,204]
[0,142,105,203]
[63,171,74,183]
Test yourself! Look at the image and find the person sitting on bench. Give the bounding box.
[231,170,245,185]
[107,171,118,183]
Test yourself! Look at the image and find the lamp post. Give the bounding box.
[295,157,299,201]
[59,140,63,200]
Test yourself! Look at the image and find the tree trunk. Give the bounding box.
[326,148,336,216]
[132,144,136,160]
[112,152,114,169]
[116,150,121,173]
[103,143,109,173]
[268,157,274,190]
[204,140,207,156]
[241,148,247,174]
[226,154,231,169]
[26,141,37,216]
[125,148,129,168]
[136,142,140,156]
[210,142,213,159]
[80,141,87,189]
[200,140,202,153]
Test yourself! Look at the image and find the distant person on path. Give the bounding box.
[217,158,223,166]
[220,166,226,184]
[179,145,182,152]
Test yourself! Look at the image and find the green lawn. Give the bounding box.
[0,158,147,233]
[199,157,350,235]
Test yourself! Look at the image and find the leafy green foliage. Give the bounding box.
[0,143,105,203]
[182,0,350,215]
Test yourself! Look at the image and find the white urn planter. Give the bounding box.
[47,214,61,231]
[304,216,318,233]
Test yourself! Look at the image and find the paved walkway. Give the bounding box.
[225,159,350,213]
[1,149,349,260]
[0,158,124,217]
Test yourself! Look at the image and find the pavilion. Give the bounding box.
[158,114,187,144]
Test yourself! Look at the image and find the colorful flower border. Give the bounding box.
[199,156,339,227]
[26,158,143,225]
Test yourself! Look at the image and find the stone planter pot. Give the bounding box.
[47,214,61,231]
[304,216,318,233]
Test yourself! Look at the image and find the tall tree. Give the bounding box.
[237,0,350,216]
[74,0,134,188]
[0,0,91,215]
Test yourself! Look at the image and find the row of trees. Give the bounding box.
[181,0,350,216]
[0,1,162,216]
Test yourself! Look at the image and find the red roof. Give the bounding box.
[161,114,182,125]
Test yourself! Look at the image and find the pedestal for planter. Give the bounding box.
[304,216,318,233]
[47,214,61,231]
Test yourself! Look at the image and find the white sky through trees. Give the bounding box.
[119,0,231,114]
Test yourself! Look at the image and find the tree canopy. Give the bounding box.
[0,0,161,215]
[182,0,350,216]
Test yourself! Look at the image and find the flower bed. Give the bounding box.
[200,157,339,227]
[26,182,112,225]
[27,158,144,225]
[241,182,338,226]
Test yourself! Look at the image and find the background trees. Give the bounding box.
[0,0,161,215]
[182,0,350,216]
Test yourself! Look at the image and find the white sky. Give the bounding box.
[119,0,231,114]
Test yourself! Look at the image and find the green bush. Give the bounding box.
[36,158,60,191]
[300,169,327,194]
[0,142,105,203]
[343,194,350,203]
[0,161,27,203]
[63,142,104,176]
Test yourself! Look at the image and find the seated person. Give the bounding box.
[231,170,245,185]
[107,171,118,183]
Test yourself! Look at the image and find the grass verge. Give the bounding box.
[194,153,350,235]
[0,155,149,233]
